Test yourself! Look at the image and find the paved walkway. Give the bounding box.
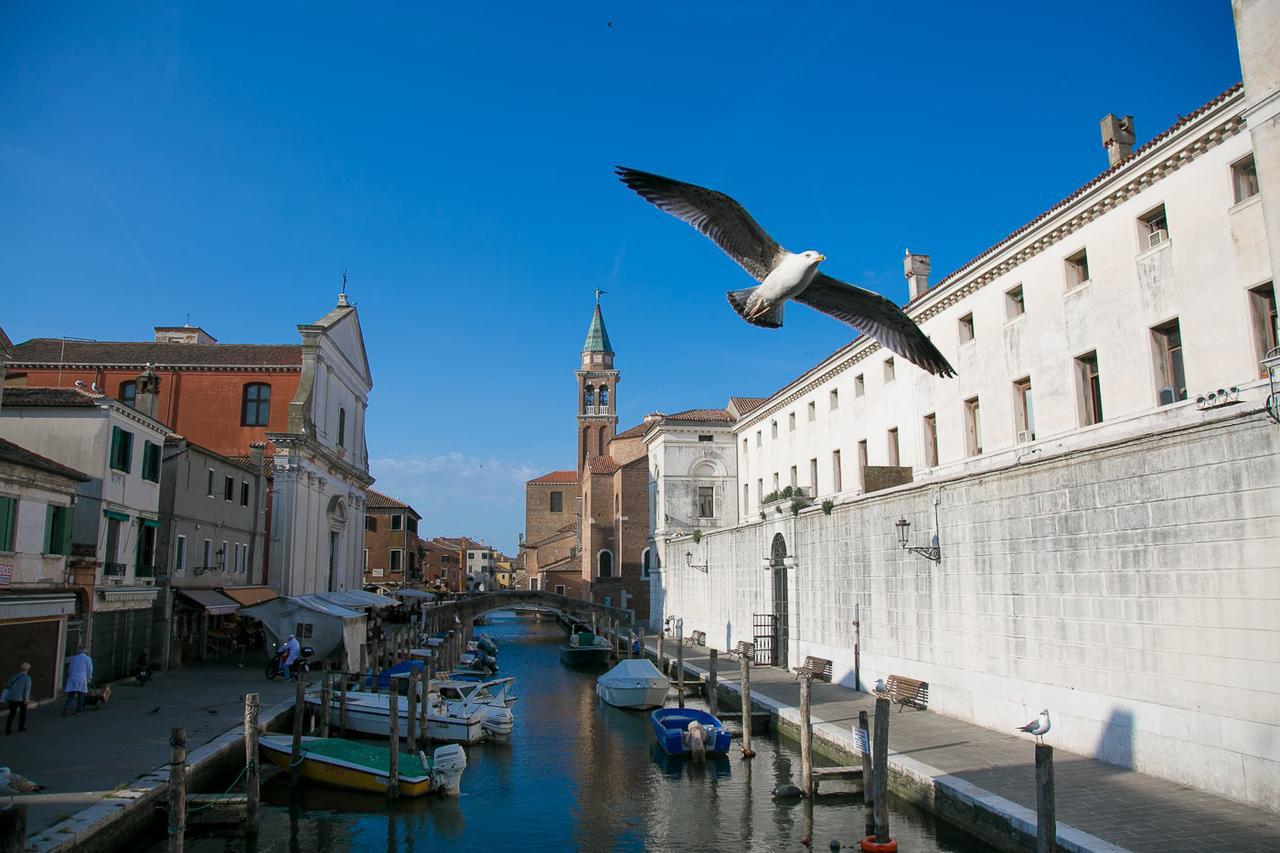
[647,638,1280,853]
[4,660,297,838]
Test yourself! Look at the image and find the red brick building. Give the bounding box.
[362,490,422,590]
[421,538,463,592]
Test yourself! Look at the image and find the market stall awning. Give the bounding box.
[314,589,396,610]
[177,588,240,616]
[220,586,279,607]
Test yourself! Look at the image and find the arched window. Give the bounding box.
[641,548,651,578]
[242,383,271,426]
[598,549,614,578]
[119,381,137,409]
[584,384,595,411]
[337,407,347,447]
[599,385,609,407]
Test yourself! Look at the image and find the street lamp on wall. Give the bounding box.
[685,551,708,573]
[895,516,941,562]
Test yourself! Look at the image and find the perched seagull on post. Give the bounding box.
[615,166,956,378]
[1016,709,1051,743]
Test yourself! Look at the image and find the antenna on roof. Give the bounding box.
[338,269,351,307]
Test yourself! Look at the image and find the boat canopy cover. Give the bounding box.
[598,658,667,686]
[365,658,427,691]
[240,595,366,670]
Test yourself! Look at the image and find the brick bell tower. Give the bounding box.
[576,292,619,475]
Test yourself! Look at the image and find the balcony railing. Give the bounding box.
[135,563,156,579]
[103,562,127,578]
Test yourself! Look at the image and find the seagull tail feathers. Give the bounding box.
[727,287,784,329]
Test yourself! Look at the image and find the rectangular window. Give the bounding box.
[697,434,713,442]
[1014,377,1035,441]
[1138,204,1169,249]
[809,458,818,493]
[109,426,134,473]
[887,427,900,467]
[1249,282,1278,373]
[1151,319,1187,404]
[365,515,377,532]
[757,479,763,502]
[554,584,566,596]
[854,374,865,397]
[883,358,896,383]
[1005,285,1025,319]
[831,450,843,492]
[789,466,798,488]
[958,313,975,343]
[221,540,229,570]
[743,484,750,516]
[42,504,67,555]
[141,441,160,482]
[550,491,564,512]
[697,486,714,518]
[223,475,234,501]
[857,440,868,489]
[241,481,250,506]
[1232,154,1259,203]
[807,401,816,421]
[175,535,187,572]
[964,397,982,457]
[203,539,212,570]
[771,420,778,439]
[789,412,796,431]
[829,388,839,409]
[922,414,938,468]
[363,548,369,570]
[772,472,780,491]
[390,549,403,573]
[137,524,156,572]
[1076,351,1103,426]
[391,514,403,531]
[206,469,215,497]
[1065,248,1090,289]
[0,495,17,551]
[755,431,762,447]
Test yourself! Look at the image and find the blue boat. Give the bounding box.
[650,708,733,756]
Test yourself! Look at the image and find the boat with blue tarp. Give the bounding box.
[650,708,733,757]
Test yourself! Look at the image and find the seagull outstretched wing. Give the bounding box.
[796,274,956,378]
[615,166,786,281]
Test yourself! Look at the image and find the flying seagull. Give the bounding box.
[1016,709,1051,743]
[615,167,956,378]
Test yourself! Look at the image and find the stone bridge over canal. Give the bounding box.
[427,590,637,632]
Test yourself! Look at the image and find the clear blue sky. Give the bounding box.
[0,2,1243,553]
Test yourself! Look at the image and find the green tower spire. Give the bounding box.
[583,303,613,354]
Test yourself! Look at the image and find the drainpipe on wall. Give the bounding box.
[248,442,266,585]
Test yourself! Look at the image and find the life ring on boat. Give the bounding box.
[859,837,898,853]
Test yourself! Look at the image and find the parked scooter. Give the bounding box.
[134,652,153,686]
[265,642,314,680]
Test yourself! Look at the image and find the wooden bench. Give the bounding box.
[685,630,707,647]
[728,640,755,662]
[794,655,833,682]
[885,674,929,711]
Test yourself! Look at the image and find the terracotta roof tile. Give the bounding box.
[728,397,768,417]
[528,470,578,484]
[11,338,302,369]
[366,489,419,514]
[540,555,576,572]
[586,455,620,474]
[662,408,735,422]
[614,423,648,439]
[1,387,101,407]
[0,437,91,481]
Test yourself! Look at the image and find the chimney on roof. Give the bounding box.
[249,441,266,471]
[904,250,931,299]
[154,326,217,345]
[1100,114,1135,167]
[135,365,160,418]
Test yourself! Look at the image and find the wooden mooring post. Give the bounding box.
[168,727,188,853]
[290,677,305,786]
[871,697,892,845]
[319,673,331,738]
[739,653,755,758]
[656,632,665,675]
[0,805,25,853]
[1036,744,1057,853]
[244,693,260,829]
[387,686,400,800]
[707,648,719,716]
[859,710,874,838]
[420,660,430,736]
[628,630,635,659]
[339,674,349,735]
[406,670,419,753]
[799,674,813,797]
[676,623,686,709]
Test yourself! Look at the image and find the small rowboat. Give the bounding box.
[560,631,612,667]
[258,735,467,797]
[650,708,732,757]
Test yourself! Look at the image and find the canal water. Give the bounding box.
[161,611,981,852]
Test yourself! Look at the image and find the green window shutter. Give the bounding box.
[123,431,134,472]
[0,496,15,551]
[59,506,72,556]
[110,427,123,470]
[44,505,55,554]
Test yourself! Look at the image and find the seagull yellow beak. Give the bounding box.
[816,254,827,261]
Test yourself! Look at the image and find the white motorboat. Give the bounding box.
[434,677,517,738]
[307,688,486,744]
[596,659,671,710]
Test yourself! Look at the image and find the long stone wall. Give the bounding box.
[658,409,1280,811]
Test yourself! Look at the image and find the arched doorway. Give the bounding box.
[754,533,789,669]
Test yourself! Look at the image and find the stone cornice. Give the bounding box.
[737,87,1248,433]
[268,432,375,488]
[7,361,299,374]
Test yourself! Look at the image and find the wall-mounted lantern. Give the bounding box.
[895,516,941,562]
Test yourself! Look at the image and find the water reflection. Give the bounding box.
[155,612,979,852]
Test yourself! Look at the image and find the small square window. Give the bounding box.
[922,414,938,468]
[887,427,900,467]
[1005,286,1025,320]
[771,420,778,439]
[789,465,797,488]
[1138,204,1169,250]
[958,313,975,343]
[829,388,839,409]
[883,358,896,383]
[854,374,865,397]
[807,401,816,421]
[1065,249,1090,289]
[789,412,796,431]
[963,397,982,457]
[755,431,762,447]
[1232,155,1259,203]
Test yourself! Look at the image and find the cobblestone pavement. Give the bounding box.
[646,637,1280,853]
[4,659,297,837]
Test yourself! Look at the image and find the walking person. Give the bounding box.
[63,647,93,716]
[5,662,32,734]
[236,619,252,668]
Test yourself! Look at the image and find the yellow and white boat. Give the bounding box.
[258,735,466,797]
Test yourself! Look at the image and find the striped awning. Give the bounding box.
[0,592,78,621]
[177,589,240,616]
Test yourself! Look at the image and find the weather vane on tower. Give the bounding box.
[594,288,606,304]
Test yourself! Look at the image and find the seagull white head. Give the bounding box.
[800,250,826,263]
